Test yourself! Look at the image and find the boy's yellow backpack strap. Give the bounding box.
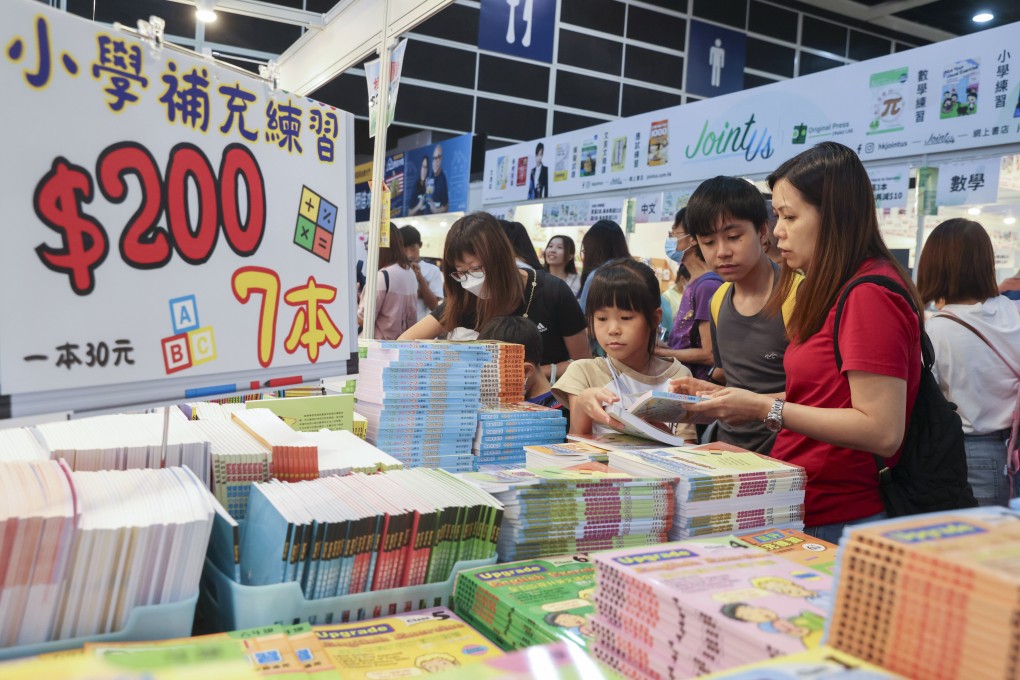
[710,282,733,326]
[782,273,805,328]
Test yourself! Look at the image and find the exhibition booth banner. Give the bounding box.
[0,1,358,408]
[354,154,405,222]
[482,21,1020,205]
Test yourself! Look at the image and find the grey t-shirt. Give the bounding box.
[710,266,790,454]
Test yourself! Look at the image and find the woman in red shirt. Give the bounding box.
[676,142,922,543]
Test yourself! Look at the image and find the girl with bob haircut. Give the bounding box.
[578,220,631,310]
[399,212,589,373]
[543,235,581,297]
[552,258,696,441]
[916,218,1020,505]
[676,142,923,542]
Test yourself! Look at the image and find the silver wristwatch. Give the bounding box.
[764,399,786,433]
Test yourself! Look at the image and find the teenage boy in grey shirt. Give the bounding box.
[677,177,802,454]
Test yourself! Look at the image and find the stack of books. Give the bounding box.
[352,411,368,440]
[567,432,662,451]
[304,429,403,476]
[524,441,610,469]
[0,426,49,461]
[225,468,502,597]
[232,409,318,482]
[315,607,503,677]
[245,394,354,433]
[473,403,567,469]
[702,647,903,678]
[0,638,258,679]
[591,541,832,678]
[30,412,212,486]
[474,340,526,405]
[0,461,216,647]
[737,527,838,576]
[460,465,673,562]
[180,401,247,420]
[419,641,618,680]
[355,341,490,472]
[11,621,338,678]
[454,555,596,650]
[187,417,271,520]
[827,507,1020,679]
[607,443,806,539]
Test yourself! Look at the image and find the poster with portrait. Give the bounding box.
[403,133,472,217]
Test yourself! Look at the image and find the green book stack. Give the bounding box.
[453,555,596,651]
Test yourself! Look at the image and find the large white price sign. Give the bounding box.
[0,1,357,416]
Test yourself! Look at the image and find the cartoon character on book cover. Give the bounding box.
[750,575,834,614]
[719,601,825,649]
[415,652,461,673]
[940,59,980,119]
[544,611,594,640]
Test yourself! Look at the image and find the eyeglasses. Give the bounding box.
[433,154,442,160]
[450,266,484,282]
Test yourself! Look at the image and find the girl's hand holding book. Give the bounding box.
[576,387,626,428]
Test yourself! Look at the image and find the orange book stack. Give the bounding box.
[828,507,1020,679]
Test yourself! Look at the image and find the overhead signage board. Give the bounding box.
[482,22,1020,205]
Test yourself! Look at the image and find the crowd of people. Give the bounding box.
[357,141,1020,539]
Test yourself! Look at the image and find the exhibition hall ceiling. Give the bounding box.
[63,0,1020,61]
[805,0,1019,38]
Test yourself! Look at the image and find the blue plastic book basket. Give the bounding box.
[200,556,497,631]
[0,595,198,661]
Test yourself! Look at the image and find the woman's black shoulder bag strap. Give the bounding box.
[832,274,977,517]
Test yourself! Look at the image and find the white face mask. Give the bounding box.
[460,273,489,299]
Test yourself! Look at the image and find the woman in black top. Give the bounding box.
[399,212,590,374]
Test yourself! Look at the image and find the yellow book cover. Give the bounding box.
[2,640,258,680]
[246,394,354,432]
[314,607,501,678]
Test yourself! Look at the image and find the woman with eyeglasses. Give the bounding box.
[399,212,591,379]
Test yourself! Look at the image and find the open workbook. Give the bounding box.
[601,391,713,446]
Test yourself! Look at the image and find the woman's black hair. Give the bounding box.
[585,257,661,358]
[499,220,543,269]
[580,220,630,290]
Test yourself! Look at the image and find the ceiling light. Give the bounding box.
[967,207,981,215]
[973,12,994,23]
[196,0,217,22]
[1005,216,1017,225]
